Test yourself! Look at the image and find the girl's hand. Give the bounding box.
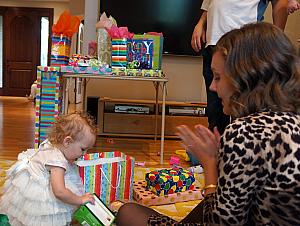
[176,124,220,169]
[81,193,95,205]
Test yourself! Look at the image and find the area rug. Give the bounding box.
[0,160,204,222]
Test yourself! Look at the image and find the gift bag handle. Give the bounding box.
[100,165,122,189]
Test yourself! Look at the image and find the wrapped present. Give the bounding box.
[111,68,163,77]
[73,193,115,226]
[127,69,163,77]
[50,34,72,66]
[60,65,112,75]
[145,168,195,196]
[97,28,112,66]
[127,33,163,70]
[35,66,63,148]
[111,38,127,68]
[127,38,154,69]
[111,67,126,76]
[50,11,80,66]
[76,151,135,205]
[134,180,203,206]
[126,69,144,77]
[0,214,11,225]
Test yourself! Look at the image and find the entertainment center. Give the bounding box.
[97,97,208,138]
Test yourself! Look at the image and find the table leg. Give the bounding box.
[82,78,87,111]
[63,78,70,114]
[154,82,159,141]
[160,81,166,165]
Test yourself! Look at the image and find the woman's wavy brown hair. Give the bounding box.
[215,22,300,118]
[47,112,97,145]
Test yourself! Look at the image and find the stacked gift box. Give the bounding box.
[35,66,63,148]
[112,68,163,77]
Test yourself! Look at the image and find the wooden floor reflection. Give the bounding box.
[0,96,189,168]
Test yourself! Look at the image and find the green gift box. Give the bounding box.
[73,194,115,226]
[0,214,11,226]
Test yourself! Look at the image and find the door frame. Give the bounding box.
[0,8,5,96]
[0,6,53,96]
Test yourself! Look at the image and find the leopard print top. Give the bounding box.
[148,111,300,226]
[204,111,300,225]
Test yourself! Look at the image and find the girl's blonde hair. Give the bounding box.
[215,22,300,118]
[47,112,97,145]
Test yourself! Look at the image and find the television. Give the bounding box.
[100,0,203,56]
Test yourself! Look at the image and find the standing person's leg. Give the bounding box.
[202,46,230,134]
[187,46,230,166]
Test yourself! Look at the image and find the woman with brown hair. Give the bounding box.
[116,22,300,225]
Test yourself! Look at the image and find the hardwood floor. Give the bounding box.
[0,96,190,168]
[0,97,36,160]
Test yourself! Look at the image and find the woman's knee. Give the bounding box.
[116,202,157,226]
[116,203,138,225]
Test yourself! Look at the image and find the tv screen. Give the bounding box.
[100,0,203,56]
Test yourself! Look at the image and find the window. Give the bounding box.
[40,17,49,66]
[77,21,84,54]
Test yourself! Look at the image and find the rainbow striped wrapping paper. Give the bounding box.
[76,151,135,205]
[51,34,72,66]
[111,38,127,68]
[35,66,62,148]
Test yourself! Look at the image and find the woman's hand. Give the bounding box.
[177,125,219,194]
[176,124,220,169]
[81,193,95,205]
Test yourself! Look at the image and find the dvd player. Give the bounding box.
[114,105,150,114]
[168,106,205,116]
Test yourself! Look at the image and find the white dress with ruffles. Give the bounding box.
[0,140,84,226]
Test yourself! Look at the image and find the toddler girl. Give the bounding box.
[0,113,97,226]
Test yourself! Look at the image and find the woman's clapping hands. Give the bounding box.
[176,125,220,169]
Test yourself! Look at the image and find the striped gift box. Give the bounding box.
[35,66,62,148]
[77,151,135,205]
[111,38,127,68]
